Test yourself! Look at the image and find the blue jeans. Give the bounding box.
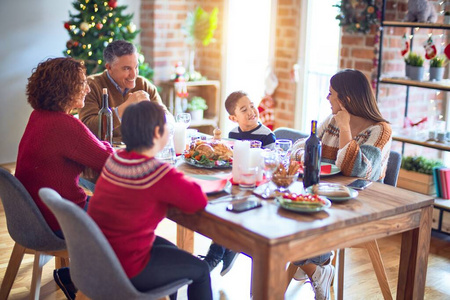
[293,252,332,266]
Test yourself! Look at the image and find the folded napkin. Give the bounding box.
[187,175,229,194]
[300,164,332,175]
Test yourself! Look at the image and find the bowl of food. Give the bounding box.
[271,162,300,192]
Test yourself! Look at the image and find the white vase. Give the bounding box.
[429,67,444,81]
[190,110,204,121]
[409,66,424,81]
[445,15,450,24]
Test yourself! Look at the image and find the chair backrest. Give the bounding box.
[0,168,65,251]
[274,127,309,143]
[384,151,402,187]
[39,188,191,300]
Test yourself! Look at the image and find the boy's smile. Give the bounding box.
[229,96,259,131]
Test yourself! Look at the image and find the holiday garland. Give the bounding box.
[334,0,381,34]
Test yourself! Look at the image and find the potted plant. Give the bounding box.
[404,52,413,78]
[408,52,425,81]
[398,156,443,195]
[429,55,446,81]
[183,6,218,81]
[445,11,450,24]
[187,96,208,121]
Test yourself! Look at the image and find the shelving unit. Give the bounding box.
[377,1,450,235]
[160,80,220,135]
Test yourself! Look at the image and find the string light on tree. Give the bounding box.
[62,0,150,77]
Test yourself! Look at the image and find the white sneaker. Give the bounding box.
[293,267,308,281]
[312,264,335,300]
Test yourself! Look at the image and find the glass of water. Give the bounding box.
[275,139,292,166]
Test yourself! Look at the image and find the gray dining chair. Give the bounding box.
[274,127,309,142]
[38,187,192,300]
[0,168,68,300]
[286,151,402,300]
[334,151,401,300]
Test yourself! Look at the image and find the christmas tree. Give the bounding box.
[63,0,153,80]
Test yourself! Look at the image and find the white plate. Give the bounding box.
[276,196,331,213]
[305,183,358,202]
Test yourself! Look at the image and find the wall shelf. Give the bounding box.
[377,0,450,235]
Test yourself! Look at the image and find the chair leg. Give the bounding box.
[337,248,345,300]
[285,263,297,292]
[363,240,393,300]
[30,252,53,300]
[77,291,91,300]
[55,256,70,269]
[0,243,26,300]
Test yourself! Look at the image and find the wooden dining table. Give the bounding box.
[168,159,434,300]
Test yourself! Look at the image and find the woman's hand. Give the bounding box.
[334,103,351,132]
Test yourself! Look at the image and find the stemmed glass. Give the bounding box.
[261,149,279,196]
[176,113,191,129]
[275,139,292,167]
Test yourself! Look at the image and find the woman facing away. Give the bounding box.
[290,69,392,300]
[87,101,212,300]
[15,57,114,299]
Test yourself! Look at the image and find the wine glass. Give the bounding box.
[275,139,292,166]
[261,150,279,196]
[176,113,191,129]
[262,149,279,182]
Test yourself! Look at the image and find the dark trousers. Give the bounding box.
[130,236,212,300]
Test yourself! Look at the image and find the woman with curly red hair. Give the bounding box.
[15,57,114,299]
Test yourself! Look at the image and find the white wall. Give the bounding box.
[0,0,140,164]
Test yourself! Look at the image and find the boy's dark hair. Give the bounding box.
[121,101,166,152]
[225,91,248,115]
[103,40,137,65]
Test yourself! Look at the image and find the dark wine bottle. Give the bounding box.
[98,88,113,145]
[303,120,322,188]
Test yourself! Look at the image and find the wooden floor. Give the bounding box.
[1,200,450,299]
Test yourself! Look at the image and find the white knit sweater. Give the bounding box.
[291,115,392,181]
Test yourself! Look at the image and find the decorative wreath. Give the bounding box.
[334,0,381,34]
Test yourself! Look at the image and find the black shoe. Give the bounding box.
[220,249,239,276]
[53,268,77,300]
[199,254,222,272]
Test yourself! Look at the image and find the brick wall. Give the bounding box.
[272,0,301,129]
[140,0,223,84]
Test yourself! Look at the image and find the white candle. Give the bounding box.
[173,122,186,155]
[249,148,263,182]
[232,140,250,183]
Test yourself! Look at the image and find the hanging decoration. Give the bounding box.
[401,34,410,57]
[424,36,437,60]
[334,0,381,34]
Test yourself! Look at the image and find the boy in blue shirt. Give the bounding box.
[202,91,276,276]
[226,91,276,148]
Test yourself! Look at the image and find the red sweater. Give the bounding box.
[88,150,207,278]
[15,110,113,231]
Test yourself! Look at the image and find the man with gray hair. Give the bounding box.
[80,40,169,142]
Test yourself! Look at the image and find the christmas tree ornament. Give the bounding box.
[127,23,136,33]
[444,43,450,60]
[424,36,437,60]
[80,22,89,32]
[64,22,70,30]
[108,0,117,9]
[401,33,410,56]
[96,23,103,30]
[66,40,75,49]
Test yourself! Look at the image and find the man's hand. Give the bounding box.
[116,91,150,119]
